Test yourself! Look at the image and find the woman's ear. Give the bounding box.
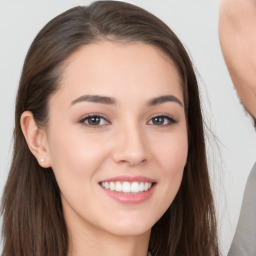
[20,111,51,168]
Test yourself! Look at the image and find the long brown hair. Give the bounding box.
[1,1,220,256]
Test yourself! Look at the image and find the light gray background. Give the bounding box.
[0,1,255,255]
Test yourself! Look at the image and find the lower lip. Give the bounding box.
[101,186,155,204]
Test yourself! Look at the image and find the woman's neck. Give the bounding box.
[68,231,150,256]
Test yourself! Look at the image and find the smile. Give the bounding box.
[100,181,153,193]
[99,176,156,204]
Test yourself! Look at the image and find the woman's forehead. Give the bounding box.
[55,41,184,105]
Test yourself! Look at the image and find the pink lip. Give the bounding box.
[99,176,156,204]
[102,187,155,204]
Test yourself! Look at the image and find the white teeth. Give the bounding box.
[110,182,115,191]
[100,181,153,193]
[105,182,110,189]
[131,182,139,193]
[115,182,122,192]
[139,182,144,192]
[122,182,130,193]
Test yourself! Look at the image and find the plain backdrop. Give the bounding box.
[0,0,255,255]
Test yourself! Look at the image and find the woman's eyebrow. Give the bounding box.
[70,94,183,107]
[70,95,117,106]
[147,95,183,107]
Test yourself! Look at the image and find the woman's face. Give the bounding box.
[45,41,188,237]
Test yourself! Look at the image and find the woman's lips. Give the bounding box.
[99,176,156,204]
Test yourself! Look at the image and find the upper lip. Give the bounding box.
[99,176,156,183]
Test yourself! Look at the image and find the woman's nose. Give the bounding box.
[112,127,148,167]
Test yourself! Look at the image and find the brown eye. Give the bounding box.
[88,116,101,125]
[80,115,109,126]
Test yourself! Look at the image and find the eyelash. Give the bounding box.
[147,115,177,126]
[79,114,177,128]
[79,114,110,127]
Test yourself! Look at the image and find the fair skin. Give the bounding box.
[20,42,188,256]
[219,0,256,120]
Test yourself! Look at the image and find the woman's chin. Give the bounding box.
[101,221,152,238]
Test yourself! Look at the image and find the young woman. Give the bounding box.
[1,1,220,256]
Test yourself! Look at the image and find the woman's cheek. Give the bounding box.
[155,132,188,174]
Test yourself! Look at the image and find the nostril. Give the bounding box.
[117,158,146,166]
[112,143,148,166]
[138,159,147,166]
[129,157,147,166]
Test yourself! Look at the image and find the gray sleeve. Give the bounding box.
[228,163,256,256]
